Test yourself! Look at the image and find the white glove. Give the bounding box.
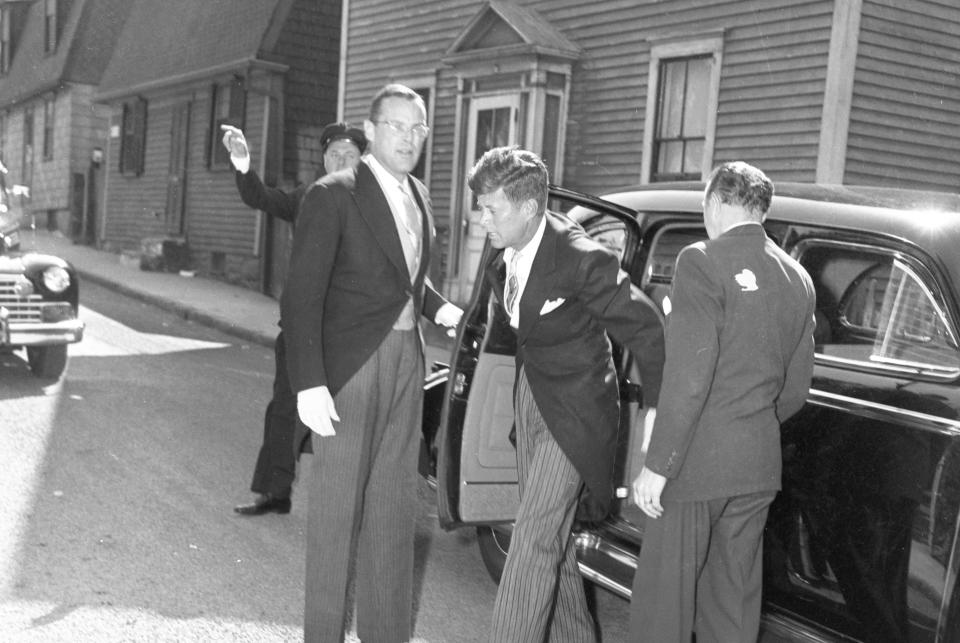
[220,124,250,174]
[435,303,463,328]
[297,385,340,437]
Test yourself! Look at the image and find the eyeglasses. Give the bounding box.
[374,120,430,138]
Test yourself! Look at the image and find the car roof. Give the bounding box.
[593,181,960,262]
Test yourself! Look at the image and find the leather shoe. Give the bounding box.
[234,494,291,516]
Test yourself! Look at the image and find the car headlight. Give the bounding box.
[42,266,71,293]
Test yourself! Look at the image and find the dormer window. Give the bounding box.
[44,0,57,54]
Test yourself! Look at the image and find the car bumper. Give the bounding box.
[4,319,84,346]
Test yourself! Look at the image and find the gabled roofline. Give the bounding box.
[93,56,289,102]
[443,0,581,65]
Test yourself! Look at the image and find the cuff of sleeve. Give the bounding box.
[231,154,250,174]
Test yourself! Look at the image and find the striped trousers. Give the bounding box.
[490,368,597,643]
[303,329,423,643]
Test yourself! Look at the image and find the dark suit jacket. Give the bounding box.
[645,223,816,502]
[234,169,304,223]
[485,211,665,520]
[281,161,446,397]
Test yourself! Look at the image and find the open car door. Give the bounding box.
[436,187,649,530]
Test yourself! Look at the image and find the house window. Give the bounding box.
[22,108,33,188]
[44,0,57,54]
[42,97,54,160]
[120,97,147,176]
[651,56,710,182]
[208,78,246,168]
[0,7,11,74]
[642,33,723,184]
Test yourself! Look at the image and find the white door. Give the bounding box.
[454,95,519,301]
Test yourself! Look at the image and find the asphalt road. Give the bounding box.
[0,281,631,642]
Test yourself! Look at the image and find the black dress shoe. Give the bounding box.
[234,494,292,516]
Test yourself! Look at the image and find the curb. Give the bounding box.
[76,268,277,349]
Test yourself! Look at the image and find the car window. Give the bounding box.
[641,223,708,316]
[799,242,960,376]
[572,212,628,261]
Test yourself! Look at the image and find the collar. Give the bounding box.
[504,215,547,264]
[721,221,764,235]
[364,155,409,193]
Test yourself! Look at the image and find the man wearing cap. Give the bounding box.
[222,121,366,517]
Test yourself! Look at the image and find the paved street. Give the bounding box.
[0,281,631,642]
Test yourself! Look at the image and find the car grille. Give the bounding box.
[0,275,42,322]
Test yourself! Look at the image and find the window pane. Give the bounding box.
[682,139,703,175]
[802,245,960,375]
[658,60,685,138]
[683,57,710,137]
[653,54,713,182]
[872,260,960,371]
[475,107,511,158]
[658,140,683,175]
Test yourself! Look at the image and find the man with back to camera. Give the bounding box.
[469,146,665,642]
[221,121,366,516]
[282,83,462,642]
[630,161,816,642]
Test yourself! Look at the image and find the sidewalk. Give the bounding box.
[22,228,455,366]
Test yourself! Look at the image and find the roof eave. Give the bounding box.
[94,56,289,103]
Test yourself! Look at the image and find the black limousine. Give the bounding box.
[423,182,960,643]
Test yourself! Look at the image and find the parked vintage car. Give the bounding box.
[0,164,84,378]
[423,181,960,642]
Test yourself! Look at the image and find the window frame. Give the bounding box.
[641,32,723,184]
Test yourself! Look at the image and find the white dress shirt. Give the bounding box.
[503,215,547,329]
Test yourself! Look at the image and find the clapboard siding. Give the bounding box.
[104,100,174,251]
[184,89,264,260]
[273,0,339,184]
[710,1,832,182]
[29,91,74,214]
[344,0,836,205]
[343,0,958,293]
[845,0,960,190]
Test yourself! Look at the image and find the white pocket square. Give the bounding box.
[539,298,565,315]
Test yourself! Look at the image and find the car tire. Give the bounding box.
[27,345,68,379]
[476,525,511,584]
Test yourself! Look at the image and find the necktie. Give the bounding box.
[399,184,422,279]
[505,251,520,315]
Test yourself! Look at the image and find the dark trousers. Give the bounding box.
[629,491,776,643]
[304,329,423,643]
[249,330,297,499]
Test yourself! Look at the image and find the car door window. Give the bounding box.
[798,242,960,377]
[610,221,709,526]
